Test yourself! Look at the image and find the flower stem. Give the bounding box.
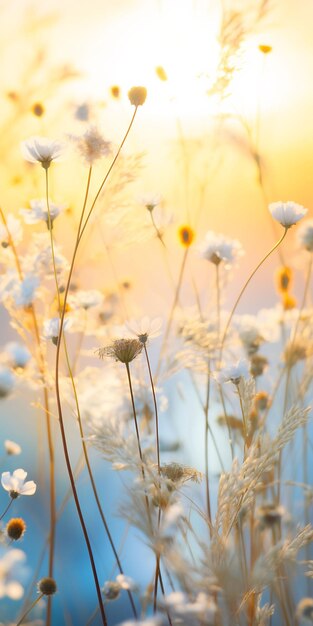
[16,594,44,626]
[155,246,190,380]
[45,170,107,626]
[0,497,13,520]
[77,107,138,244]
[0,206,56,626]
[220,228,288,360]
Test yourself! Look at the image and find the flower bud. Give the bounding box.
[7,517,26,540]
[128,86,147,107]
[38,577,57,596]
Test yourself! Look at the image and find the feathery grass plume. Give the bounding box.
[215,405,310,534]
[251,525,313,592]
[254,602,275,626]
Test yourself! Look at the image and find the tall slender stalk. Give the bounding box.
[0,206,56,626]
[220,228,288,360]
[16,594,44,626]
[45,169,107,625]
[155,246,190,380]
[51,108,140,624]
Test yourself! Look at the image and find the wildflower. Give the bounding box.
[69,289,104,310]
[32,102,45,117]
[1,469,36,498]
[103,574,137,601]
[0,549,26,599]
[128,86,147,106]
[256,503,284,529]
[275,266,293,293]
[0,368,15,398]
[12,274,39,308]
[126,316,163,344]
[254,391,270,412]
[250,354,268,377]
[259,44,272,54]
[98,339,143,364]
[178,225,195,247]
[155,66,168,81]
[0,215,22,248]
[268,201,308,228]
[6,518,26,541]
[296,598,313,622]
[20,199,64,227]
[140,193,162,213]
[110,85,121,99]
[4,440,21,456]
[103,581,121,601]
[38,577,57,595]
[297,219,313,252]
[43,317,71,346]
[69,126,111,165]
[216,359,249,385]
[5,342,31,369]
[236,317,264,355]
[21,136,63,169]
[199,231,244,267]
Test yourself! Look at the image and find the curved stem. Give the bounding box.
[220,228,288,360]
[53,110,140,618]
[0,497,13,520]
[45,170,107,625]
[78,108,138,244]
[0,206,56,626]
[143,343,161,611]
[155,247,190,380]
[16,594,44,626]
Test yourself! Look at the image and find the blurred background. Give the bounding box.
[0,0,313,623]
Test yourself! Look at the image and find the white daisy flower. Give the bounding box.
[1,469,36,497]
[199,231,244,267]
[125,316,163,343]
[43,317,72,345]
[139,193,162,213]
[20,199,64,226]
[21,136,63,169]
[268,201,308,228]
[297,219,313,251]
[69,289,104,310]
[215,359,249,385]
